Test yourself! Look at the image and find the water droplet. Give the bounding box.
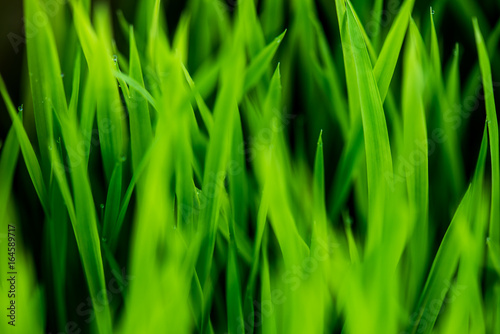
[100,204,105,209]
[60,73,65,78]
[56,137,61,144]
[120,155,126,162]
[48,145,53,151]
[113,55,118,64]
[431,9,435,15]
[18,104,23,112]
[102,237,107,242]
[173,225,177,230]
[486,237,491,243]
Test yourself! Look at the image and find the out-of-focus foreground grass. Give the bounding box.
[0,0,499,333]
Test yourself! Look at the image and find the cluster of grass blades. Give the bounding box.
[0,0,499,333]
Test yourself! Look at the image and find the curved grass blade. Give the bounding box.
[409,188,470,334]
[243,29,287,95]
[410,122,489,334]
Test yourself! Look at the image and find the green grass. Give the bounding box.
[0,0,499,333]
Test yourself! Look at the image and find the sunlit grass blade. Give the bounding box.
[23,0,64,177]
[196,31,245,300]
[0,221,45,332]
[345,0,393,209]
[241,61,280,325]
[173,12,191,65]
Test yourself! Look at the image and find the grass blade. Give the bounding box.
[0,77,48,213]
[473,18,500,250]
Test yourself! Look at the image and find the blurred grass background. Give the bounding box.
[0,0,499,333]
